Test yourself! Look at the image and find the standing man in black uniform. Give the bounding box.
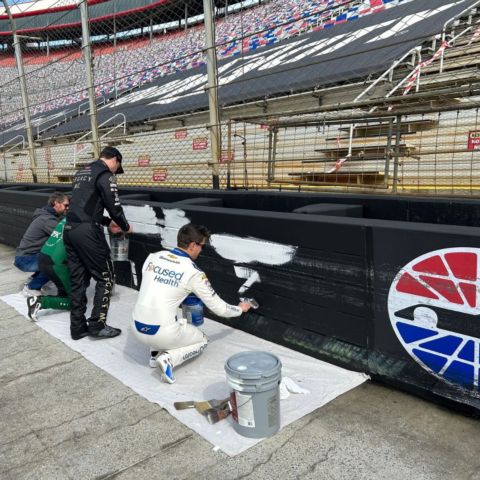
[64,146,132,340]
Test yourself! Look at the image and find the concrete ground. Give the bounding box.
[0,242,479,480]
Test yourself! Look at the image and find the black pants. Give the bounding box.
[38,252,69,297]
[64,223,114,336]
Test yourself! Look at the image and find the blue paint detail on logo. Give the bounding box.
[401,325,479,388]
[443,361,474,387]
[134,320,160,335]
[418,336,463,356]
[412,348,448,373]
[458,340,475,362]
[396,322,438,343]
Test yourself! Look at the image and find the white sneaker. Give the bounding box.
[22,285,42,297]
[149,351,159,368]
[27,296,42,321]
[156,353,175,384]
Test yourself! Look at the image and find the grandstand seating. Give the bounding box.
[0,0,477,195]
[0,0,407,128]
[267,18,480,191]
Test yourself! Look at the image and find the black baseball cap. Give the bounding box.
[100,146,124,174]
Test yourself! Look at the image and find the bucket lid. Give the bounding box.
[225,351,281,380]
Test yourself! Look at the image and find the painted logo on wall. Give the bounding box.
[388,247,480,390]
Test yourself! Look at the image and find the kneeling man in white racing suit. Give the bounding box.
[132,223,251,383]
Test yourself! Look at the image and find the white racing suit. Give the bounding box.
[132,248,242,369]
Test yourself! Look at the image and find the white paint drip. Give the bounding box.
[210,234,297,265]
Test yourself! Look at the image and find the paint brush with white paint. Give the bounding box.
[239,297,259,309]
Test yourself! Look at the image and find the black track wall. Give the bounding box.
[2,184,480,414]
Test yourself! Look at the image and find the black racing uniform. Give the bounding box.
[64,160,130,337]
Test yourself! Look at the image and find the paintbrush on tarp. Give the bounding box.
[205,404,232,424]
[174,398,230,415]
[196,398,230,415]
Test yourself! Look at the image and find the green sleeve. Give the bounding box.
[40,218,67,265]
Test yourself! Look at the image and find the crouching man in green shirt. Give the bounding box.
[26,217,71,321]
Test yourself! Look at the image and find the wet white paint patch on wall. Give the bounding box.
[210,234,297,265]
[159,208,190,249]
[117,207,298,275]
[122,205,163,235]
[118,205,191,248]
[235,266,262,293]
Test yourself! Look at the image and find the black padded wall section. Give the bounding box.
[2,183,480,414]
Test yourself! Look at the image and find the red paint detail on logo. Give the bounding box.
[412,255,448,276]
[459,282,477,307]
[396,272,439,299]
[445,252,477,281]
[419,275,463,304]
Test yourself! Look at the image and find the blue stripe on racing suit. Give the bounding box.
[134,320,160,335]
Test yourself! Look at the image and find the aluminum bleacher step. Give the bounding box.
[285,171,386,186]
[314,143,415,160]
[105,138,135,146]
[76,153,95,160]
[337,119,438,137]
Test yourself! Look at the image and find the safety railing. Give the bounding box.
[73,112,127,166]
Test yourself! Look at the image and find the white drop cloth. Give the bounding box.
[1,285,368,456]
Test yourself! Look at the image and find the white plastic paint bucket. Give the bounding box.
[110,234,129,261]
[225,351,282,438]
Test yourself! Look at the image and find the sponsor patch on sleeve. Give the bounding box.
[202,275,215,295]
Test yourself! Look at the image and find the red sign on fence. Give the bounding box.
[152,168,167,182]
[193,137,208,150]
[16,163,24,181]
[467,131,480,150]
[175,129,188,140]
[137,154,151,167]
[220,150,234,164]
[45,146,54,170]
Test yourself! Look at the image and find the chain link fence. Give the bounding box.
[231,108,480,195]
[1,0,480,195]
